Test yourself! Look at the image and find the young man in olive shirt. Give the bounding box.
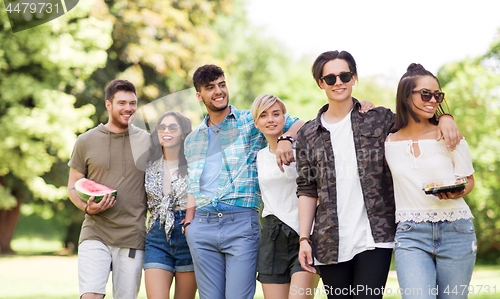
[68,79,150,299]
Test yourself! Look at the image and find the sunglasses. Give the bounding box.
[412,89,445,103]
[321,72,354,85]
[158,123,180,133]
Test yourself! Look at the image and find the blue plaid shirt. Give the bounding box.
[184,105,298,210]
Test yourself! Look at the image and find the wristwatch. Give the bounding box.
[277,135,294,143]
[182,222,191,234]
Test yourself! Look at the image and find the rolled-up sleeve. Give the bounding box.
[295,128,318,198]
[284,113,299,131]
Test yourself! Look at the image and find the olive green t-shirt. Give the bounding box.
[69,124,150,249]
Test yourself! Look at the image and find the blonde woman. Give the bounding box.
[251,94,320,299]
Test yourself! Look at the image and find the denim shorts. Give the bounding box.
[257,215,305,284]
[144,210,194,273]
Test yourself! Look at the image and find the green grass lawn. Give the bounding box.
[0,254,325,299]
[1,253,499,299]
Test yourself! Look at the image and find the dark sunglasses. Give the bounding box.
[158,123,180,133]
[412,89,445,103]
[321,72,354,85]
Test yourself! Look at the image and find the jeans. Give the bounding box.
[394,218,477,299]
[185,208,260,299]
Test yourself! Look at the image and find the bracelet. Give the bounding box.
[84,205,90,215]
[299,237,312,244]
[277,135,294,143]
[439,113,454,120]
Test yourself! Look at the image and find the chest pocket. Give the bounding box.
[357,126,386,170]
[360,127,384,139]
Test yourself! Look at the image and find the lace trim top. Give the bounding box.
[395,209,473,223]
[385,138,474,223]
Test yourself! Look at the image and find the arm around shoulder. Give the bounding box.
[282,118,306,140]
[437,115,463,150]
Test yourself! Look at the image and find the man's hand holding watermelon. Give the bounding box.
[85,192,116,215]
[68,170,117,215]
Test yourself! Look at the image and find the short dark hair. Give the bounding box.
[149,111,192,178]
[312,51,358,87]
[393,63,447,131]
[105,79,137,103]
[192,64,225,92]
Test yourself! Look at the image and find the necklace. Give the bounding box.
[208,118,222,134]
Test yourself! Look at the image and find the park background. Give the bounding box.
[1,0,500,298]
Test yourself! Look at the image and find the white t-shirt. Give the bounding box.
[321,111,393,263]
[163,159,179,195]
[257,146,300,233]
[384,138,474,223]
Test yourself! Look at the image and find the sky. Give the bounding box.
[245,0,500,83]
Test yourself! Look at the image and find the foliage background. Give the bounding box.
[0,0,499,263]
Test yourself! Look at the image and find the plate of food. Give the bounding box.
[423,177,468,195]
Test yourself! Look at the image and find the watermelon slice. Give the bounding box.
[74,178,117,203]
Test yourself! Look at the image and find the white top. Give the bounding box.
[163,159,179,195]
[257,146,300,234]
[321,112,393,264]
[384,138,474,223]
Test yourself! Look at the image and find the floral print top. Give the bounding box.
[145,157,189,238]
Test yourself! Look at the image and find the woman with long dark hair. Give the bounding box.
[143,111,197,299]
[385,64,476,298]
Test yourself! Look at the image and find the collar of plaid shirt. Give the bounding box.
[184,105,298,210]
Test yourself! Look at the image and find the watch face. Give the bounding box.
[182,223,189,234]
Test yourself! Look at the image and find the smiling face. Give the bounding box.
[254,102,286,138]
[106,90,137,131]
[319,59,356,104]
[196,75,230,113]
[158,115,183,150]
[409,75,441,121]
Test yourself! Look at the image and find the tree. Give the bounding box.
[77,0,233,124]
[0,0,113,253]
[210,2,396,120]
[438,31,500,262]
[2,0,234,253]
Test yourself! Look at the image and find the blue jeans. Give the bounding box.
[144,210,194,273]
[394,219,477,299]
[185,208,260,299]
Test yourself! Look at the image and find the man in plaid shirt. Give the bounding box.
[183,64,304,299]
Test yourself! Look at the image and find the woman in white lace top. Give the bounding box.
[385,63,476,299]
